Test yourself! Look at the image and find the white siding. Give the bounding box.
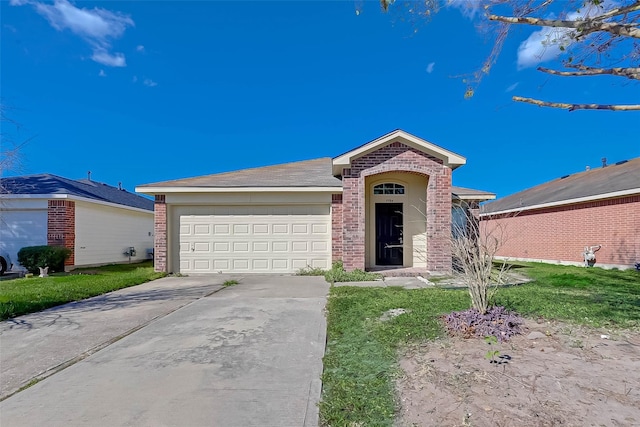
[74,202,153,266]
[0,199,48,270]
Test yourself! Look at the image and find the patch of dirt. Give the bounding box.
[396,320,640,427]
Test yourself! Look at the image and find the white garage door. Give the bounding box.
[178,205,331,273]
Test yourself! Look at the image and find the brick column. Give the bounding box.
[47,200,75,267]
[154,195,168,273]
[331,194,343,263]
[342,172,366,270]
[426,170,452,273]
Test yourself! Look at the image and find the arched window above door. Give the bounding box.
[373,183,405,195]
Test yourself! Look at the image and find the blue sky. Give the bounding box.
[2,0,638,199]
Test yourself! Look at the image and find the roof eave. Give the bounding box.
[480,187,640,217]
[135,186,344,195]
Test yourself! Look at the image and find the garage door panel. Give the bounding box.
[214,259,229,270]
[253,242,269,252]
[214,224,230,235]
[233,242,249,252]
[272,259,288,269]
[214,242,229,252]
[193,242,210,252]
[292,224,308,234]
[253,224,269,234]
[312,224,328,234]
[233,259,249,270]
[252,259,269,269]
[292,241,308,252]
[272,241,289,252]
[178,205,331,274]
[312,241,328,252]
[272,224,289,234]
[193,259,211,270]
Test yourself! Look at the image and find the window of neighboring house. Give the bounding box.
[373,183,405,195]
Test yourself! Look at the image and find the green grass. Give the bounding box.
[321,286,469,426]
[223,279,239,287]
[0,261,165,320]
[320,263,640,426]
[324,261,383,283]
[496,262,640,328]
[297,261,383,283]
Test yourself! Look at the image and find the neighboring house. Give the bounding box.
[136,130,494,275]
[480,157,640,269]
[0,174,155,272]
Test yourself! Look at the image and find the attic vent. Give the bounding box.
[560,174,570,179]
[615,160,628,166]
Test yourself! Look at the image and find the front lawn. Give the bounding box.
[320,263,640,426]
[0,261,165,320]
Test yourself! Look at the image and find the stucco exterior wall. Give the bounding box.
[480,195,640,268]
[364,172,428,269]
[74,201,153,266]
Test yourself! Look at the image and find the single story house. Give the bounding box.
[0,174,154,272]
[137,130,494,275]
[480,157,640,269]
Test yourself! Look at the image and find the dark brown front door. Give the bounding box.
[375,203,403,265]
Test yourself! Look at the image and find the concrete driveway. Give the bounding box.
[0,275,329,427]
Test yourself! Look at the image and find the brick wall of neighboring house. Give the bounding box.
[47,200,76,266]
[331,194,343,263]
[154,195,167,273]
[481,195,640,268]
[342,141,452,273]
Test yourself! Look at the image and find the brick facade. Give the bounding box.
[341,142,452,273]
[154,195,168,273]
[481,195,640,267]
[47,200,76,266]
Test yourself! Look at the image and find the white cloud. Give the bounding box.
[11,0,133,67]
[136,45,144,52]
[132,75,138,83]
[426,62,435,73]
[516,26,570,69]
[98,69,106,77]
[505,82,519,92]
[447,0,481,20]
[516,2,613,69]
[143,78,157,87]
[92,48,126,67]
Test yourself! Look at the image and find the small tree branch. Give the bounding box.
[512,96,640,111]
[537,65,640,80]
[591,0,640,21]
[488,14,640,39]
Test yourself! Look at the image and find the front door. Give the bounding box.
[375,203,403,265]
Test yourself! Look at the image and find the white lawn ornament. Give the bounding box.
[582,245,602,267]
[39,266,49,278]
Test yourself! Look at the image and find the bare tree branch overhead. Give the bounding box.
[379,0,640,111]
[512,96,640,110]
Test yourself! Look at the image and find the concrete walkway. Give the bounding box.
[0,275,328,427]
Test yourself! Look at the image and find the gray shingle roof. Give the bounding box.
[140,157,343,188]
[0,174,154,211]
[452,186,495,200]
[482,157,640,214]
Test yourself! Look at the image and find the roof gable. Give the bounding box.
[0,174,154,211]
[332,129,466,176]
[482,157,640,215]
